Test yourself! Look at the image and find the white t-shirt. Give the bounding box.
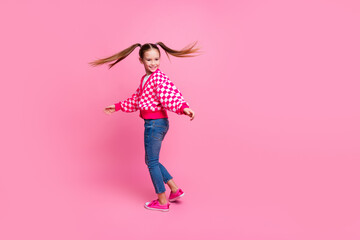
[142,74,151,88]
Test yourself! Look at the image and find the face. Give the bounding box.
[139,49,160,75]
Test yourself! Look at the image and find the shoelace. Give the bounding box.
[170,190,180,197]
[149,199,158,206]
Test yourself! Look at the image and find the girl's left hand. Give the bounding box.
[183,108,195,121]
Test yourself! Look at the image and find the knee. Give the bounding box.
[145,158,159,168]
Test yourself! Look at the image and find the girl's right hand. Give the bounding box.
[104,105,116,115]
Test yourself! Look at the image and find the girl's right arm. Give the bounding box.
[104,87,140,114]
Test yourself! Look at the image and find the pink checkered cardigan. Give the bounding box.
[114,68,190,119]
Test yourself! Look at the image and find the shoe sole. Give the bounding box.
[169,192,185,202]
[144,205,169,212]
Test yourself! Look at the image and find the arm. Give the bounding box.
[156,77,190,115]
[114,86,140,112]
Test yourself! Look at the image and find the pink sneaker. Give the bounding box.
[169,188,185,202]
[144,199,170,212]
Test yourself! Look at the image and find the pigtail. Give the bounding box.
[156,41,203,61]
[88,43,142,69]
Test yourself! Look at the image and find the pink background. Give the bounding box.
[1,0,360,239]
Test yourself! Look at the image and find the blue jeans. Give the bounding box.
[144,118,173,194]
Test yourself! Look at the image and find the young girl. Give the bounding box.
[89,42,200,212]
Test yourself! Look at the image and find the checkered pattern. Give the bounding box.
[114,69,189,115]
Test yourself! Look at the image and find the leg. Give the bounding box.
[159,163,173,184]
[166,178,179,193]
[157,192,167,205]
[144,118,170,198]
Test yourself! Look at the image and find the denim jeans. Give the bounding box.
[144,118,173,194]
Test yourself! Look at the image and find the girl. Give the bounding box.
[89,42,200,212]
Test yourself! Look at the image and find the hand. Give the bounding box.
[183,108,195,121]
[104,104,116,115]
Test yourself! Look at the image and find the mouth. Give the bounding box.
[149,66,157,70]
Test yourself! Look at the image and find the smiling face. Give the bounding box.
[139,49,160,75]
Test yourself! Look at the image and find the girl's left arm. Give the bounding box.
[156,78,190,115]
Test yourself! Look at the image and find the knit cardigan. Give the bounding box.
[114,68,190,119]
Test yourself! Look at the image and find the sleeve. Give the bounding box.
[156,77,190,115]
[114,86,140,112]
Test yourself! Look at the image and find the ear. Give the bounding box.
[139,57,143,64]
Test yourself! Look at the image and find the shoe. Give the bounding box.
[169,188,185,202]
[144,199,170,212]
